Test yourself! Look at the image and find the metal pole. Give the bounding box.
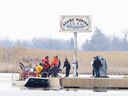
[73,32,78,77]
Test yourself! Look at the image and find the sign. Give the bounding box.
[60,15,91,32]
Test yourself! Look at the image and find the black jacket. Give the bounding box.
[93,58,102,69]
[63,61,71,69]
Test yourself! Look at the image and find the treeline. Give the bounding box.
[0,38,74,50]
[82,27,128,51]
[0,27,128,51]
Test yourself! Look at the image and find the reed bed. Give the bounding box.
[0,47,128,75]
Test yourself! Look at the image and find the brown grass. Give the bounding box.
[0,47,128,75]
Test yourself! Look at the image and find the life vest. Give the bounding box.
[42,57,50,70]
[51,57,59,67]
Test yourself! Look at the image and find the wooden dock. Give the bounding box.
[12,77,128,89]
[60,77,128,89]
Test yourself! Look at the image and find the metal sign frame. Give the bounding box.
[60,15,92,77]
[60,15,92,33]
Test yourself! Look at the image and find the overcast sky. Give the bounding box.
[0,0,128,46]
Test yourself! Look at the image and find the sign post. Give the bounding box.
[60,15,91,77]
[73,32,77,76]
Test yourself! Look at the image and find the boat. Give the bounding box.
[12,62,50,88]
[24,77,49,87]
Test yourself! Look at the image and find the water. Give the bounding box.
[1,73,128,96]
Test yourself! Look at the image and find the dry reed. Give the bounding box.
[0,47,128,75]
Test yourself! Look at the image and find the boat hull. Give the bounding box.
[24,77,49,87]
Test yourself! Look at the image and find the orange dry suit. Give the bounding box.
[42,57,50,71]
[50,57,59,68]
[48,57,59,76]
[36,64,43,77]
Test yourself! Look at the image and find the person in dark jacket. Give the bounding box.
[92,56,102,77]
[63,58,71,77]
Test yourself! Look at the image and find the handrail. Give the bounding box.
[19,62,25,71]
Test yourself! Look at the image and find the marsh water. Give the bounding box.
[1,73,128,96]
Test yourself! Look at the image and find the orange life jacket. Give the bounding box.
[51,57,59,67]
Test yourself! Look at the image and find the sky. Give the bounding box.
[0,0,128,46]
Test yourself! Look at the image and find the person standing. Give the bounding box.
[42,56,50,72]
[36,63,43,77]
[72,60,78,77]
[76,60,78,76]
[93,56,102,77]
[99,57,108,77]
[49,56,59,77]
[63,58,71,77]
[91,57,96,76]
[41,56,50,77]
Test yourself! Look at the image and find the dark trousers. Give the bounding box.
[76,71,78,76]
[92,69,95,76]
[48,65,58,77]
[95,67,100,77]
[65,68,70,77]
[41,68,49,77]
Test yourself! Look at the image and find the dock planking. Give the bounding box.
[60,77,128,89]
[12,77,128,89]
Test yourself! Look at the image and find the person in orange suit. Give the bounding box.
[48,56,59,77]
[42,56,50,77]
